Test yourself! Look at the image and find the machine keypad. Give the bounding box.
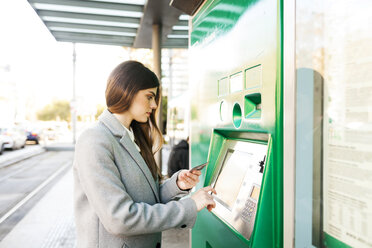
[241,199,257,223]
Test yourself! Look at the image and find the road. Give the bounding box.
[0,150,74,241]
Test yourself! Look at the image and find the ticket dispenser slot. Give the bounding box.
[244,93,261,119]
[208,139,268,241]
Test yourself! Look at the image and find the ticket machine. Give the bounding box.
[188,0,283,247]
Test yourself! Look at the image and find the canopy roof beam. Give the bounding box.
[29,0,143,13]
[37,10,141,25]
[45,22,138,34]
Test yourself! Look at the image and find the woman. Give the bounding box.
[73,60,216,248]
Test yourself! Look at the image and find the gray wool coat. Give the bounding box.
[73,109,197,248]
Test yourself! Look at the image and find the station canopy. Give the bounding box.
[27,0,189,48]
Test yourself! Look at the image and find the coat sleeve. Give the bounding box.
[74,128,197,236]
[159,171,191,203]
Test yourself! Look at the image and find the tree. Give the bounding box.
[95,104,105,120]
[37,100,71,121]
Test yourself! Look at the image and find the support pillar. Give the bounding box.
[152,24,163,172]
[72,43,77,145]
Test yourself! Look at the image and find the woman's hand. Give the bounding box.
[176,169,201,190]
[191,186,217,212]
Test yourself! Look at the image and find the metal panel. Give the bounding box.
[37,10,141,25]
[52,31,135,44]
[55,37,132,47]
[170,30,188,35]
[44,22,137,34]
[175,20,188,26]
[29,0,143,13]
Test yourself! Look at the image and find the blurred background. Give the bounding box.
[0,0,189,157]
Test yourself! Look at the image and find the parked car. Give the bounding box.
[0,135,6,155]
[26,129,42,144]
[0,127,27,150]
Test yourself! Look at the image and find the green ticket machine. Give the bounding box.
[188,0,282,247]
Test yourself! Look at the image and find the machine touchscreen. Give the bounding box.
[213,149,254,210]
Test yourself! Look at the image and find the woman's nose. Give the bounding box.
[150,100,157,109]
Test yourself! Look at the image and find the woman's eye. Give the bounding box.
[147,96,154,100]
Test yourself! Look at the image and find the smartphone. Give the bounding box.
[190,162,209,173]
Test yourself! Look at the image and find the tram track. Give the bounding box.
[0,151,74,241]
[0,152,54,183]
[0,161,71,225]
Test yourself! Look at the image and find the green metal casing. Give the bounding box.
[189,0,283,247]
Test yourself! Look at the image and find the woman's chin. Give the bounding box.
[135,117,149,123]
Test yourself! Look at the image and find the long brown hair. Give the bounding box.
[105,60,163,179]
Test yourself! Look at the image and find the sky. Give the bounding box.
[0,0,134,120]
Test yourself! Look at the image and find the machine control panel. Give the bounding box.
[209,140,267,240]
[241,185,259,223]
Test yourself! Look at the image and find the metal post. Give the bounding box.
[168,49,174,147]
[72,43,77,144]
[152,24,162,172]
[283,0,296,247]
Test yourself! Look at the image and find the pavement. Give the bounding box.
[0,168,76,248]
[0,143,190,248]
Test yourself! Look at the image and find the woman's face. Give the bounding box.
[128,87,158,123]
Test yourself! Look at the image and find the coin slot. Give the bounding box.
[232,103,242,128]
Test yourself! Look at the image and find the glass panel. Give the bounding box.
[295,1,372,247]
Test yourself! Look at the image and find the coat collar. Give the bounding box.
[98,109,160,202]
[98,109,126,138]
